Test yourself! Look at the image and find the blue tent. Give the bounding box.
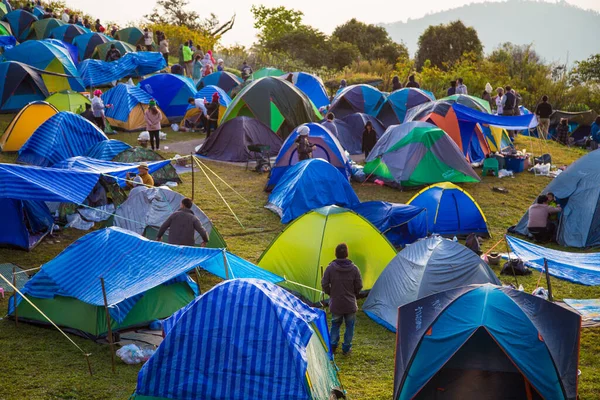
[85,139,131,161]
[197,70,241,93]
[0,198,54,250]
[2,10,37,41]
[322,113,386,155]
[139,74,197,121]
[0,61,48,113]
[284,72,330,109]
[18,112,108,167]
[407,182,489,237]
[363,236,500,332]
[394,284,581,400]
[134,279,341,400]
[194,84,232,108]
[377,88,435,126]
[43,38,79,66]
[48,23,90,44]
[266,158,360,223]
[72,32,112,61]
[350,201,427,247]
[102,83,168,131]
[266,123,351,191]
[78,52,166,88]
[329,84,387,118]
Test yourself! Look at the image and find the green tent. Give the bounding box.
[251,67,285,80]
[112,147,181,186]
[92,40,136,60]
[114,27,155,49]
[24,18,65,40]
[440,94,492,113]
[0,21,11,36]
[46,91,90,113]
[0,3,8,19]
[258,205,397,303]
[220,77,321,138]
[363,121,481,187]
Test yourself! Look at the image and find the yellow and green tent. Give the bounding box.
[46,91,90,113]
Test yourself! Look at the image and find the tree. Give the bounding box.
[572,54,600,83]
[145,0,234,38]
[415,20,483,70]
[332,19,408,64]
[251,5,304,46]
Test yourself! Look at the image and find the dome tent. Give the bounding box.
[92,40,136,60]
[0,62,49,114]
[72,32,112,61]
[363,236,500,332]
[46,91,90,113]
[114,26,151,48]
[133,279,343,400]
[102,84,169,131]
[48,23,90,44]
[197,70,241,93]
[407,182,490,238]
[220,77,321,139]
[322,113,386,155]
[251,67,284,80]
[258,205,396,304]
[363,122,480,187]
[329,84,387,118]
[112,147,180,186]
[139,74,197,121]
[22,18,65,41]
[0,101,58,151]
[2,9,37,41]
[377,88,435,126]
[281,71,330,109]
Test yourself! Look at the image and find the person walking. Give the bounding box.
[159,35,169,65]
[534,95,553,139]
[145,100,163,150]
[321,243,363,355]
[405,75,420,88]
[156,198,209,246]
[183,41,193,77]
[192,55,203,82]
[455,78,468,94]
[143,28,153,51]
[91,89,109,131]
[362,121,377,159]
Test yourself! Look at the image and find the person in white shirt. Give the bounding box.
[143,28,153,51]
[61,9,69,23]
[185,97,208,131]
[494,87,504,115]
[455,78,468,95]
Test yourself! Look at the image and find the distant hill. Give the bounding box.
[382,0,600,64]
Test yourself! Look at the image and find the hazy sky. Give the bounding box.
[65,0,599,46]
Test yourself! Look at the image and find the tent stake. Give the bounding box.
[544,258,554,302]
[191,153,195,201]
[85,354,93,376]
[100,277,116,373]
[12,266,18,327]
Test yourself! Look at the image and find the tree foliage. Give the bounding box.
[251,5,304,45]
[572,54,600,83]
[415,20,483,70]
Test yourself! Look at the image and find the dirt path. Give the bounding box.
[163,139,204,155]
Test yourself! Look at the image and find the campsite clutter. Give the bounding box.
[0,4,599,399]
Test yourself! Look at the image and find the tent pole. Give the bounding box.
[12,266,18,327]
[222,250,230,280]
[100,278,116,373]
[544,258,554,302]
[191,153,195,201]
[194,267,202,294]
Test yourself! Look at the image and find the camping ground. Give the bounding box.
[0,115,599,399]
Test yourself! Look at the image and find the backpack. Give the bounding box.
[501,258,531,276]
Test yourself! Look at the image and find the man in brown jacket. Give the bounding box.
[156,198,209,246]
[321,243,363,355]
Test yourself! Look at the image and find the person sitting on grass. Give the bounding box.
[527,194,561,242]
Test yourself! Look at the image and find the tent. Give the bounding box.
[22,18,65,40]
[92,40,136,61]
[72,32,112,61]
[350,201,428,247]
[43,38,79,66]
[78,52,166,88]
[197,116,283,162]
[363,236,500,332]
[440,94,492,113]
[407,182,489,237]
[259,205,396,303]
[220,77,321,138]
[3,40,85,92]
[510,149,600,248]
[139,74,196,121]
[363,122,480,187]
[112,146,181,185]
[0,61,49,113]
[48,23,90,43]
[329,84,387,118]
[0,3,6,18]
[194,84,232,118]
[102,84,169,131]
[252,67,285,80]
[506,235,600,286]
[324,113,386,155]
[266,159,359,223]
[0,20,12,36]
[377,88,435,126]
[0,198,53,250]
[282,72,330,109]
[549,110,599,140]
[85,139,131,160]
[483,125,513,152]
[266,123,351,191]
[133,279,342,400]
[393,284,581,400]
[1,101,58,151]
[197,70,241,93]
[112,186,226,248]
[17,112,108,167]
[114,27,151,48]
[7,227,282,339]
[2,10,37,42]
[46,91,90,113]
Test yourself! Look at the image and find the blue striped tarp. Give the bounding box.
[19,229,283,323]
[102,84,153,123]
[17,111,108,167]
[85,139,131,160]
[0,163,99,203]
[78,52,166,88]
[136,279,327,399]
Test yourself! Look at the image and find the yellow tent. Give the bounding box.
[0,101,59,152]
[106,104,169,132]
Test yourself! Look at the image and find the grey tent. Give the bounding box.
[320,113,386,155]
[112,186,226,248]
[510,149,600,248]
[362,235,500,332]
[197,116,283,162]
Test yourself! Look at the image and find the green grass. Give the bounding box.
[0,133,599,399]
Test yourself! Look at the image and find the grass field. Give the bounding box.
[0,124,599,399]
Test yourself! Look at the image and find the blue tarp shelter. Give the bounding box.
[394,284,581,400]
[329,84,387,118]
[85,139,131,160]
[407,182,489,237]
[139,74,197,121]
[377,88,435,126]
[78,52,166,88]
[134,279,340,400]
[506,235,600,285]
[510,149,600,248]
[283,72,330,109]
[350,201,427,247]
[266,123,351,191]
[363,236,500,332]
[266,159,359,223]
[452,103,538,130]
[17,112,108,167]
